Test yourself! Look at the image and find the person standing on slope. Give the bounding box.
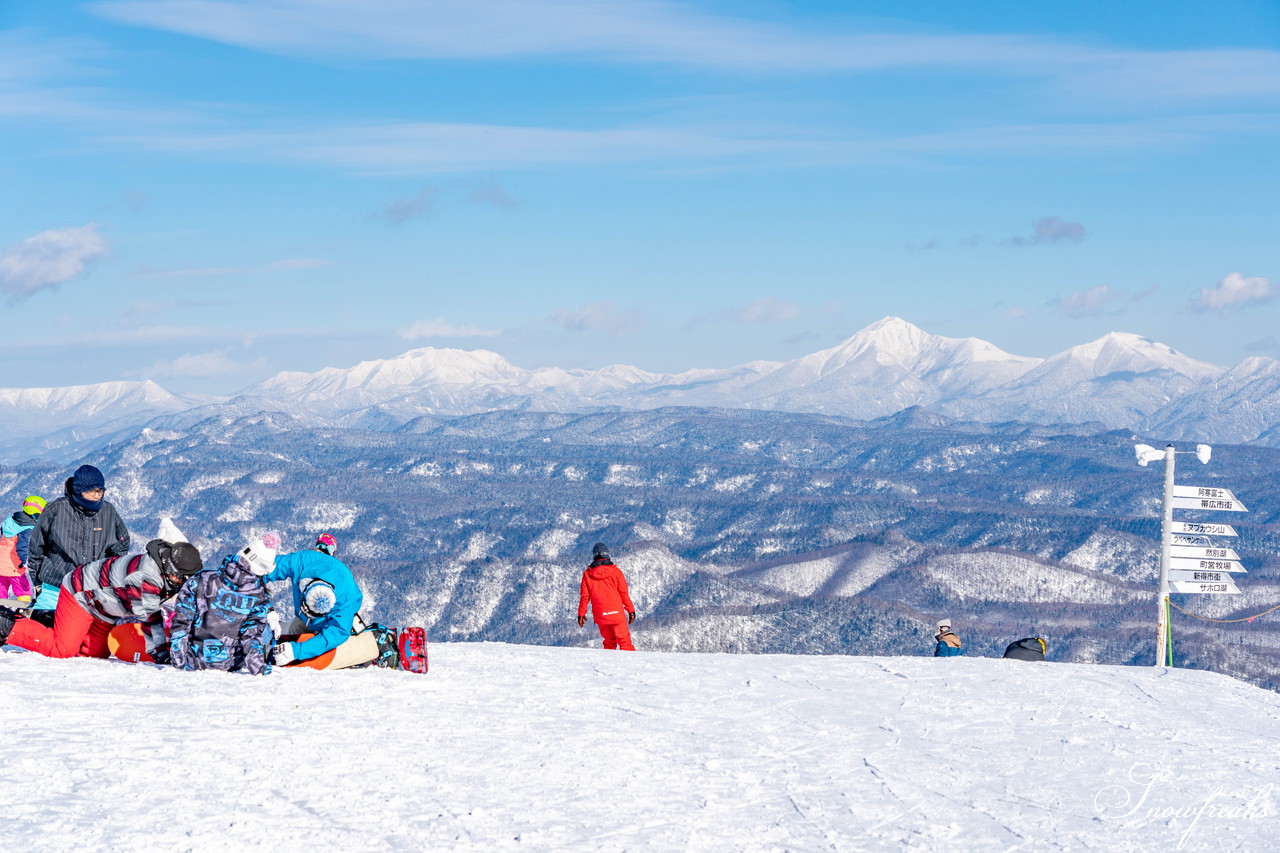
[251,532,376,669]
[933,619,963,657]
[26,465,130,612]
[577,542,636,651]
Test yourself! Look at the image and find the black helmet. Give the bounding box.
[168,542,203,579]
[591,542,610,560]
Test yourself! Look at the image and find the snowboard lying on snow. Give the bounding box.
[280,624,428,674]
[108,623,152,663]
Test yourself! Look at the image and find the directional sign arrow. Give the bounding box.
[1169,580,1241,595]
[1171,496,1248,512]
[1169,556,1247,573]
[1170,521,1238,537]
[1173,484,1242,502]
[1170,569,1237,584]
[1170,545,1241,561]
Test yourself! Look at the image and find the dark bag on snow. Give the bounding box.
[1003,637,1047,661]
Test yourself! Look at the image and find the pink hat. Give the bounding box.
[315,533,337,556]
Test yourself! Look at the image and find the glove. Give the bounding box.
[265,610,282,641]
[272,643,296,666]
[628,611,636,624]
[577,615,585,628]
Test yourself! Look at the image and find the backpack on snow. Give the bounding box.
[1003,637,1047,661]
[398,627,427,674]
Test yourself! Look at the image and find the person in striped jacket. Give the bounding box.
[4,539,202,662]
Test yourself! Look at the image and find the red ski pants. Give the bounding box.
[8,587,112,659]
[597,620,634,651]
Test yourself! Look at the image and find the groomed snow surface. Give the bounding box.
[3,643,1278,852]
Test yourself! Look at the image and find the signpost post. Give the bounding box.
[1134,442,1247,668]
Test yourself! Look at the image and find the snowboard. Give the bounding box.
[108,623,153,663]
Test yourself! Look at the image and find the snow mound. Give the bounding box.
[3,643,1277,851]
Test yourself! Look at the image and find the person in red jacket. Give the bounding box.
[577,542,636,651]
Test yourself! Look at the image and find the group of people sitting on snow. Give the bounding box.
[15,463,1062,669]
[0,464,390,674]
[932,619,1048,661]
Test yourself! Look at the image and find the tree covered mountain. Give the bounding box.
[5,406,1278,690]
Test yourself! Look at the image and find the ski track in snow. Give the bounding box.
[2,643,1278,852]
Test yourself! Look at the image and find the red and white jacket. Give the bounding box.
[63,552,168,653]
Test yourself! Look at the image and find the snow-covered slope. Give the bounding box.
[1148,356,1280,444]
[4,643,1276,851]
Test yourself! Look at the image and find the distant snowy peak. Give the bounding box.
[248,347,527,401]
[12,316,1280,464]
[0,379,213,447]
[747,317,1040,413]
[810,317,1039,375]
[0,379,205,419]
[1020,332,1223,385]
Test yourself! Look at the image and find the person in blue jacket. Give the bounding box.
[244,532,374,669]
[934,619,963,657]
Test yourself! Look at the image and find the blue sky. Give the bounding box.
[2,1,1278,393]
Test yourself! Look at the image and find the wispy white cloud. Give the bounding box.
[86,0,1070,71]
[0,224,109,301]
[1188,272,1273,314]
[132,348,266,379]
[106,122,807,175]
[85,0,1280,103]
[397,317,502,339]
[95,111,1280,179]
[546,300,644,333]
[117,298,226,328]
[728,298,800,324]
[1054,285,1123,318]
[139,257,331,278]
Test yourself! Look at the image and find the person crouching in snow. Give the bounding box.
[248,532,376,670]
[1,539,202,662]
[934,619,963,657]
[169,545,275,675]
[577,542,636,651]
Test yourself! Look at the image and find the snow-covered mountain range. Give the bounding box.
[6,316,1280,462]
